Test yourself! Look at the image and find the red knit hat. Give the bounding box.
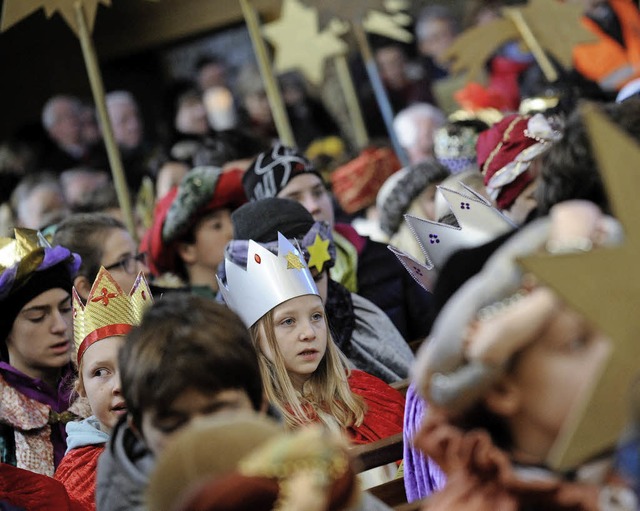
[141,167,246,276]
[477,113,560,210]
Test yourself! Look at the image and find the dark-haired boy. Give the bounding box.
[96,294,263,511]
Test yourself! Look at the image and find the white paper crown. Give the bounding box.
[390,186,516,291]
[217,232,320,328]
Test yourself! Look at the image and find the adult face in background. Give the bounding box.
[107,95,144,150]
[47,97,83,150]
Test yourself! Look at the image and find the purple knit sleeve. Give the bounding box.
[403,383,447,502]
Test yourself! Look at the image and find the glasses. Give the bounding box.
[104,252,148,275]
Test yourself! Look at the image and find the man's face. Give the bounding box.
[108,100,143,150]
[277,174,335,227]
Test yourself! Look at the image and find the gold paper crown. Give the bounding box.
[0,229,49,275]
[72,267,153,365]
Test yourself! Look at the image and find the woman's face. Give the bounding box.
[6,288,72,381]
[79,336,126,434]
[261,294,328,391]
[497,306,609,464]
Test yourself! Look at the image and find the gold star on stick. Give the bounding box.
[300,0,412,42]
[520,104,640,471]
[286,252,305,270]
[1,0,110,36]
[445,0,597,84]
[307,234,331,272]
[262,0,347,86]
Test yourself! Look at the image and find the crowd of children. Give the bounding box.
[2,1,640,510]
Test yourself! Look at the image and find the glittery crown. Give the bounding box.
[0,228,80,300]
[390,186,515,290]
[217,233,319,328]
[72,267,153,365]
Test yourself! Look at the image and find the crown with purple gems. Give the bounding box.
[389,186,516,290]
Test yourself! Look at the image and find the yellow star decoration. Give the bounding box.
[300,0,412,42]
[445,0,597,83]
[286,251,305,270]
[262,0,347,86]
[519,104,640,471]
[306,234,331,272]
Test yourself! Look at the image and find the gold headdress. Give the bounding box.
[72,267,153,365]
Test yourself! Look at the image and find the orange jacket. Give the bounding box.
[573,0,640,91]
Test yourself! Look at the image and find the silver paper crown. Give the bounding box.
[389,186,516,291]
[217,232,320,328]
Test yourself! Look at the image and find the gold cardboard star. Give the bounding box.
[508,0,596,70]
[306,234,331,272]
[446,19,519,83]
[1,0,110,36]
[286,251,305,270]
[445,0,597,83]
[520,104,640,471]
[300,0,412,42]
[263,0,347,86]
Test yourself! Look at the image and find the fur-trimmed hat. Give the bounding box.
[377,159,450,237]
[477,114,561,210]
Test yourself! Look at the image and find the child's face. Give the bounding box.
[6,288,72,381]
[79,336,126,434]
[264,294,327,391]
[140,387,254,456]
[494,306,609,464]
[277,174,335,227]
[101,227,149,294]
[180,209,234,278]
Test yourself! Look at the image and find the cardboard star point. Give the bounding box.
[519,104,640,470]
[286,251,305,270]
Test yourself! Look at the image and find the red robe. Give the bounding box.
[55,444,104,511]
[347,369,405,445]
[0,463,72,510]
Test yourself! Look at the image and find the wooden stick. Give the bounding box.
[240,0,295,147]
[353,24,409,166]
[505,8,558,83]
[74,1,138,241]
[334,54,369,150]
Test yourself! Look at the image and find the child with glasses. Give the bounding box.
[53,213,149,301]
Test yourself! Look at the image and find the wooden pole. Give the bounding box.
[74,1,138,241]
[504,8,558,83]
[334,54,369,150]
[353,24,409,166]
[239,0,295,147]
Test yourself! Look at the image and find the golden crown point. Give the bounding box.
[0,228,49,274]
[73,267,153,365]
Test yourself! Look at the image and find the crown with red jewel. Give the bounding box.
[72,267,153,365]
[217,233,319,328]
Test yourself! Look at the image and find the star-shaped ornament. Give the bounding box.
[1,0,158,37]
[520,104,640,471]
[306,234,331,272]
[300,0,412,42]
[2,0,110,36]
[445,0,597,83]
[286,251,305,270]
[262,0,347,86]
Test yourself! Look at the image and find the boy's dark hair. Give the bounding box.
[537,99,640,216]
[120,294,263,428]
[53,213,126,282]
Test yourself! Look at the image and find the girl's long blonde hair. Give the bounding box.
[250,305,366,431]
